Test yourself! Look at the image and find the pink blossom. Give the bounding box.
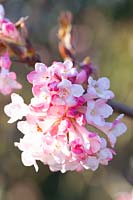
[98,148,113,165]
[81,156,99,171]
[27,62,49,85]
[4,60,127,173]
[1,21,21,41]
[87,76,114,100]
[15,125,44,172]
[50,60,78,80]
[0,68,22,95]
[30,94,51,113]
[100,114,127,147]
[0,52,11,69]
[4,93,29,123]
[116,191,133,200]
[88,133,101,154]
[86,99,113,126]
[75,69,88,84]
[0,50,21,96]
[0,4,21,44]
[52,79,84,107]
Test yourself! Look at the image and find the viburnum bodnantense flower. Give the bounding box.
[0,52,22,95]
[0,5,22,95]
[4,60,127,172]
[0,4,21,42]
[116,190,133,200]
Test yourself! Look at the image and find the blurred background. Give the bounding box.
[0,0,133,199]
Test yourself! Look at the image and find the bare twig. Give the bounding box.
[108,100,133,118]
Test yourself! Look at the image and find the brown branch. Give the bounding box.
[108,100,133,118]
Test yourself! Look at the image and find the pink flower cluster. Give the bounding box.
[116,191,133,200]
[0,5,22,95]
[0,4,21,42]
[4,60,127,172]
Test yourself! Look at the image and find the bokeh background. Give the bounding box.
[0,0,133,199]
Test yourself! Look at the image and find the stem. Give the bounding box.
[108,100,133,118]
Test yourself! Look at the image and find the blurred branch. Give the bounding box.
[58,11,76,62]
[0,16,40,67]
[108,100,133,118]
